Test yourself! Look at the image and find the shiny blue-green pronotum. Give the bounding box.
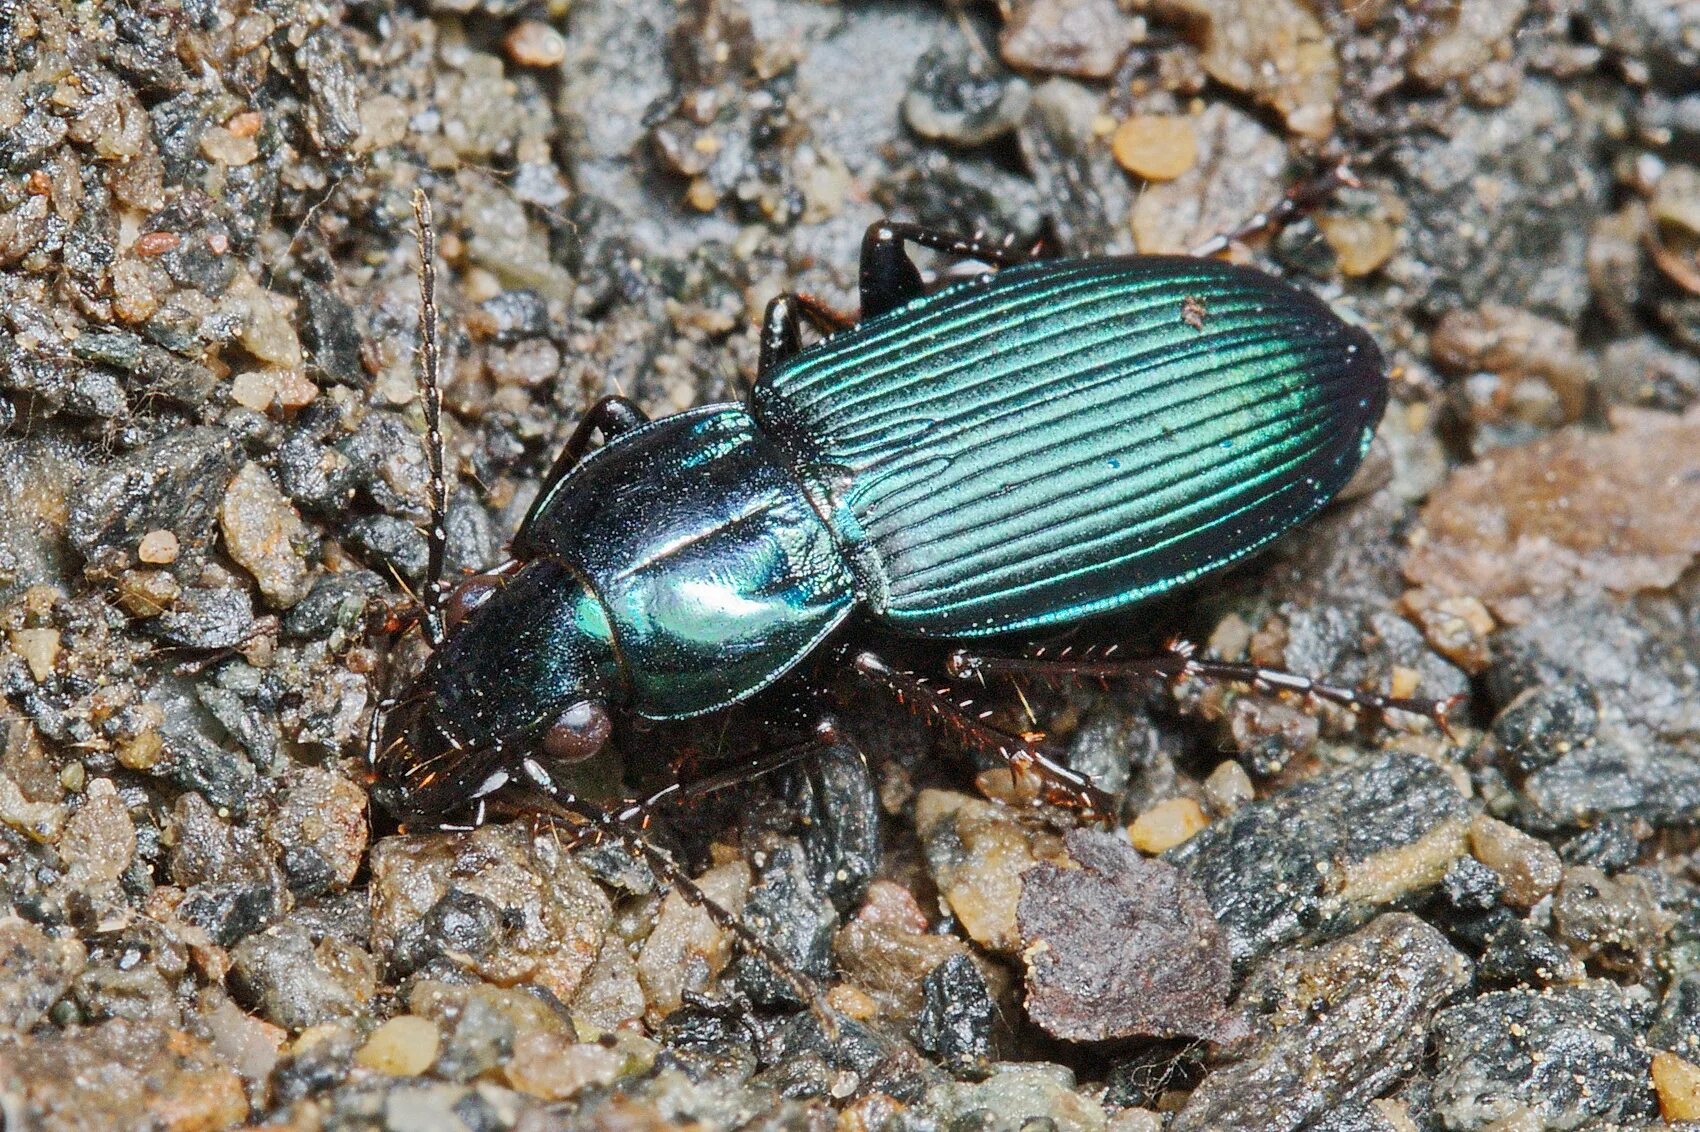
[373,243,1383,821]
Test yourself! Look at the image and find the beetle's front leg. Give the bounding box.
[859,221,1034,319]
[514,395,649,544]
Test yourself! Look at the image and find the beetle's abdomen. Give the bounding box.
[753,256,1386,637]
[521,406,855,718]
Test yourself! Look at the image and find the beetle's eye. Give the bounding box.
[444,573,504,631]
[541,701,612,764]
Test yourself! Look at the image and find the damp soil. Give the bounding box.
[1,1,1699,1129]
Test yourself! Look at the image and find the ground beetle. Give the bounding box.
[369,186,1453,843]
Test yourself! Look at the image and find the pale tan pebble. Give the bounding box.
[1111,114,1198,181]
[1128,797,1209,853]
[137,529,179,565]
[354,1015,439,1076]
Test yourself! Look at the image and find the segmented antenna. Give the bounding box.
[411,189,450,649]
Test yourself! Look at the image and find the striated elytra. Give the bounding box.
[371,221,1386,822]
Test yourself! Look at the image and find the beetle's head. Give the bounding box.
[367,560,620,825]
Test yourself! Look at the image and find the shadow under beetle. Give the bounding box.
[368,188,1456,839]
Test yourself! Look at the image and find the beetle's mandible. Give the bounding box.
[368,196,1452,829]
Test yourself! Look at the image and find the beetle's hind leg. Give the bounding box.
[1188,158,1361,259]
[949,639,1464,735]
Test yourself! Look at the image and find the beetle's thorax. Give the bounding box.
[515,404,856,719]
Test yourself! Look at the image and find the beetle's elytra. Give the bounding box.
[370,208,1424,827]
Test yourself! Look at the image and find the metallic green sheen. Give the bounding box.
[519,406,855,718]
[421,560,619,751]
[751,255,1385,637]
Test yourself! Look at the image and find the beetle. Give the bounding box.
[368,189,1452,836]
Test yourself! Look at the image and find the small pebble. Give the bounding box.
[354,1015,439,1076]
[1128,797,1209,853]
[1469,815,1562,909]
[8,628,60,682]
[1203,760,1254,815]
[1653,1050,1700,1121]
[135,231,179,257]
[220,462,312,608]
[503,1033,622,1100]
[230,371,276,412]
[504,20,567,68]
[1315,212,1398,277]
[137,529,180,565]
[1111,115,1197,181]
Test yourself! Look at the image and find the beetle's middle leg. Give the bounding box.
[758,293,858,375]
[849,650,1117,821]
[858,221,1032,320]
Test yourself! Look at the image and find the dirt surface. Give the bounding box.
[1,1,1699,1129]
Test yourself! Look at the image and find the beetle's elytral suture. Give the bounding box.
[851,651,1118,822]
[947,639,1465,737]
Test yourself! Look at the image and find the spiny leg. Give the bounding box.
[948,639,1463,734]
[411,189,450,648]
[859,220,1034,320]
[608,718,844,829]
[515,394,648,546]
[850,650,1117,821]
[1188,158,1361,259]
[512,756,838,1026]
[758,292,858,375]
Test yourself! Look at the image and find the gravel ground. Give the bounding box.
[1,1,1699,1129]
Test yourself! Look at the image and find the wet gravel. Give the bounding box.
[1,0,1698,1128]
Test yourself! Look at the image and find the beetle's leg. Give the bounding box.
[514,395,649,546]
[512,757,837,1025]
[850,650,1117,821]
[859,221,1031,320]
[758,293,858,375]
[412,190,451,648]
[1189,158,1360,259]
[612,718,844,832]
[948,639,1464,735]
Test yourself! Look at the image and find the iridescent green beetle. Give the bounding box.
[370,204,1448,829]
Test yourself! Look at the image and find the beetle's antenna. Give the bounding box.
[412,188,450,650]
